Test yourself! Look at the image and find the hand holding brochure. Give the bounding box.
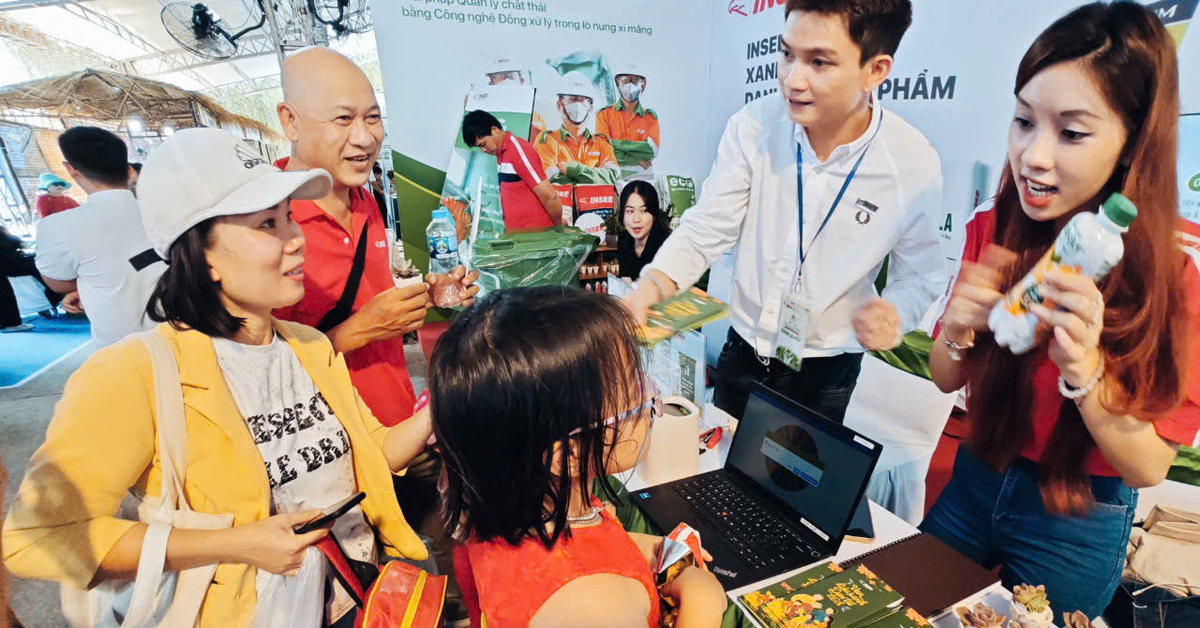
[640,288,729,346]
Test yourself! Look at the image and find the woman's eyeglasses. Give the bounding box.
[568,378,662,437]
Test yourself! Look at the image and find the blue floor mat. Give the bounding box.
[0,316,92,388]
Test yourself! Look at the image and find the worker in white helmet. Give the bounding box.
[597,63,659,176]
[484,58,526,85]
[533,71,618,184]
[474,58,545,140]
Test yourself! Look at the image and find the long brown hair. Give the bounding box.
[965,1,1189,514]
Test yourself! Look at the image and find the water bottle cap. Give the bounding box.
[1102,193,1137,229]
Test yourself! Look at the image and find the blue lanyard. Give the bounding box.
[797,141,871,267]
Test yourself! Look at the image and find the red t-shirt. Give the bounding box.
[950,201,1200,475]
[36,194,78,219]
[272,157,416,427]
[453,498,660,628]
[497,132,554,230]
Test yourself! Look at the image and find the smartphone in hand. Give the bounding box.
[292,492,367,535]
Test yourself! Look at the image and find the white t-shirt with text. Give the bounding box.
[212,334,375,620]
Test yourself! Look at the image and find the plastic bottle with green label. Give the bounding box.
[988,193,1137,354]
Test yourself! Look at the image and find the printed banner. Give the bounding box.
[706,0,1200,271]
[372,0,713,275]
[1146,0,1199,47]
[377,0,1200,272]
[1181,114,1200,224]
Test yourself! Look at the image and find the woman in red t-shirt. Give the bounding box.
[429,287,727,628]
[924,3,1199,619]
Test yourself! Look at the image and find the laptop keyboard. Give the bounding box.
[674,474,824,572]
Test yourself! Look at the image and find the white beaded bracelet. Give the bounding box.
[1058,357,1104,400]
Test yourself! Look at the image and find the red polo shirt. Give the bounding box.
[944,202,1200,475]
[272,157,416,426]
[36,194,78,219]
[497,132,554,230]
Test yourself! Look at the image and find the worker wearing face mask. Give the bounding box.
[481,58,546,140]
[596,65,660,177]
[533,71,619,184]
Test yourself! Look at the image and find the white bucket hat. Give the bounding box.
[138,127,332,257]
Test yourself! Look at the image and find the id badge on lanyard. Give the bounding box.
[774,142,870,370]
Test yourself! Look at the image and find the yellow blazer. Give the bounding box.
[3,320,427,627]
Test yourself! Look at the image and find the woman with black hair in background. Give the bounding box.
[617,180,671,279]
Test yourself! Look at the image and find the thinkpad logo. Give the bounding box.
[712,566,737,578]
[235,143,268,169]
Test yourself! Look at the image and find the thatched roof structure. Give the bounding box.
[0,68,280,141]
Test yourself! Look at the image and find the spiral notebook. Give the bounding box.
[838,533,1001,619]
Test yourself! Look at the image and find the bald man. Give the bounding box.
[273,47,472,625]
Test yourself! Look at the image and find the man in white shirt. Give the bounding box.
[625,0,944,423]
[36,126,164,346]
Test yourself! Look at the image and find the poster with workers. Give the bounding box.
[373,0,713,277]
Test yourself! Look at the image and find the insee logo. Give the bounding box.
[1189,173,1200,192]
[730,0,785,17]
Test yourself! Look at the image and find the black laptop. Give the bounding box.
[631,384,882,589]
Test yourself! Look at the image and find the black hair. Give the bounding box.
[430,286,646,548]
[145,218,244,338]
[372,162,382,175]
[619,180,671,242]
[462,110,503,147]
[129,162,142,174]
[57,126,130,186]
[785,0,912,62]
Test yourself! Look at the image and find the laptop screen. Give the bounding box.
[726,388,879,542]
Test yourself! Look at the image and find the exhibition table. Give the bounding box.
[611,403,1108,628]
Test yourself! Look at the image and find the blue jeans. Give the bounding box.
[920,447,1137,618]
[1123,580,1200,628]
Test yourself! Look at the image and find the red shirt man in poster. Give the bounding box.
[461,109,563,229]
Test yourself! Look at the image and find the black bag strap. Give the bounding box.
[317,190,372,333]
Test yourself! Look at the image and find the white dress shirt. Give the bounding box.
[35,189,164,346]
[647,94,945,358]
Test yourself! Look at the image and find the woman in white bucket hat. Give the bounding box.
[4,128,435,627]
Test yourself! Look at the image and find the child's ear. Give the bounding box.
[548,439,583,479]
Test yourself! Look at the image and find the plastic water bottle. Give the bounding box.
[427,208,463,308]
[988,193,1137,354]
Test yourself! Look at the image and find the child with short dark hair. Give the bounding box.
[431,286,727,627]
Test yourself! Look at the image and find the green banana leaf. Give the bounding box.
[551,163,622,186]
[610,138,656,166]
[1168,446,1200,487]
[870,331,934,381]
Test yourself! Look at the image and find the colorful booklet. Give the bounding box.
[739,562,843,628]
[640,288,729,346]
[740,563,905,628]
